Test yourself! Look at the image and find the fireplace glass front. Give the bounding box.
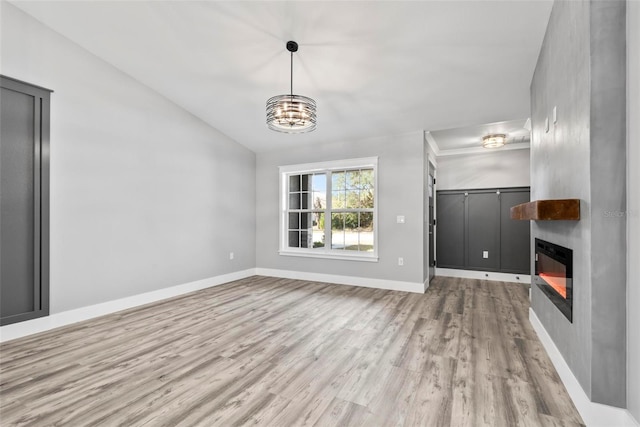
[534,239,573,322]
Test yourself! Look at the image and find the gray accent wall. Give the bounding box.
[627,0,640,421]
[530,0,626,407]
[1,3,256,313]
[256,131,425,285]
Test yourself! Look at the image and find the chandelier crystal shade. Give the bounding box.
[266,41,317,133]
[482,133,507,148]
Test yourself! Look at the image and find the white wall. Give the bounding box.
[256,131,425,286]
[436,148,530,190]
[1,3,256,313]
[627,0,640,421]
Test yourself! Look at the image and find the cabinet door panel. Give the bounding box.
[436,193,465,268]
[467,192,499,270]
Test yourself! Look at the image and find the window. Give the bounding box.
[279,157,378,261]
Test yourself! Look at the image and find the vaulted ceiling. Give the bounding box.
[10,1,553,153]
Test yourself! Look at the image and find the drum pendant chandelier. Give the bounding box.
[266,41,317,133]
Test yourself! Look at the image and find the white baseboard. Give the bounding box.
[1,268,426,343]
[255,268,426,294]
[0,269,256,343]
[436,268,531,284]
[529,308,639,427]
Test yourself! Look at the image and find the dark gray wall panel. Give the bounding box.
[500,190,531,273]
[0,87,35,317]
[436,187,530,275]
[467,192,499,270]
[435,193,465,268]
[1,75,51,326]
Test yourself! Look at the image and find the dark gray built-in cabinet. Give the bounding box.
[1,76,52,326]
[436,187,530,274]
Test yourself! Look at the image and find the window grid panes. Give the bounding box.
[284,165,375,257]
[288,173,326,249]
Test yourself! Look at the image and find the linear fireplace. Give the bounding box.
[534,239,573,322]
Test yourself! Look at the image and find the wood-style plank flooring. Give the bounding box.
[0,276,584,426]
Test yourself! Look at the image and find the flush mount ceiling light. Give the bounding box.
[266,41,317,133]
[482,133,507,148]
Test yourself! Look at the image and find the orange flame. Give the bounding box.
[539,273,567,299]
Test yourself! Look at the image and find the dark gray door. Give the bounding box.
[467,191,500,270]
[1,76,51,326]
[435,192,465,269]
[500,189,531,273]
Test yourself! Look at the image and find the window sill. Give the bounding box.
[278,250,379,263]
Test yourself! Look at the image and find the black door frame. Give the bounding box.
[428,161,436,281]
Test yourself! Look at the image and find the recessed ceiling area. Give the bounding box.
[428,119,531,156]
[9,1,553,153]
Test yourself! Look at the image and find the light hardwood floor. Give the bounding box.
[0,276,584,426]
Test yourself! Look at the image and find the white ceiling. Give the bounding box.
[10,1,553,153]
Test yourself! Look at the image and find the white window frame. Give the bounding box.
[279,157,379,262]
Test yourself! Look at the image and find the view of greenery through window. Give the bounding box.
[287,168,374,253]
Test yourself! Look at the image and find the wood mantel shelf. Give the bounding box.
[510,199,580,221]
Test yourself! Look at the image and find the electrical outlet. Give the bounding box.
[483,251,489,259]
[397,215,405,224]
[398,257,404,266]
[229,252,234,260]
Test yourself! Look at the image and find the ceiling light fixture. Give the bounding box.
[266,41,316,133]
[482,133,507,148]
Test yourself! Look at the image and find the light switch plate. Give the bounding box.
[483,251,489,259]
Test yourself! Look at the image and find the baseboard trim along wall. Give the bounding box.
[1,268,428,343]
[0,269,256,343]
[255,268,426,294]
[436,267,531,284]
[530,308,640,427]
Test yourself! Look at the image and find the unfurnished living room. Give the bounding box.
[0,1,638,426]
